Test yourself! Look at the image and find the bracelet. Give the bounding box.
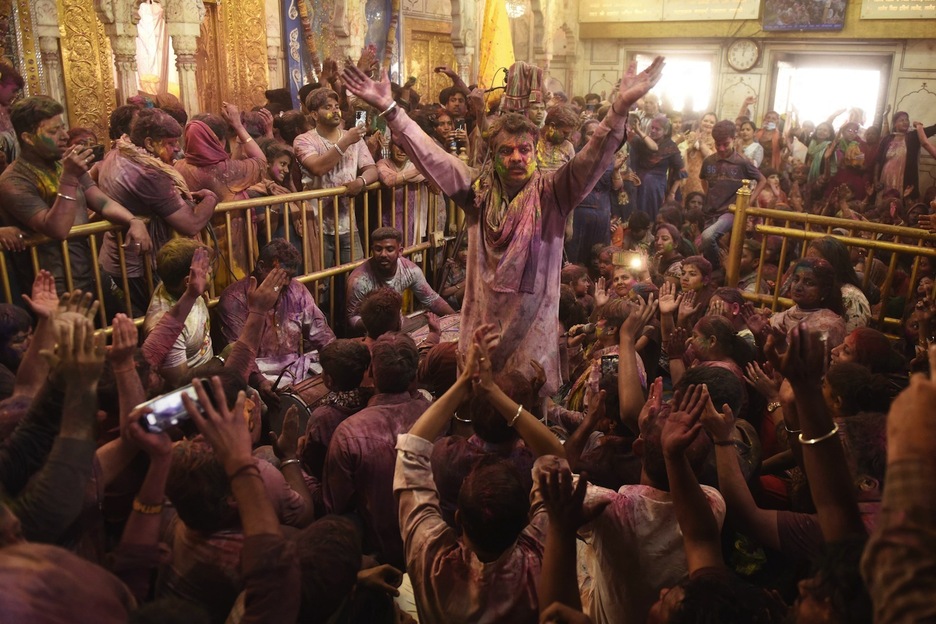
[112,365,136,374]
[783,423,801,435]
[228,462,261,481]
[357,176,367,187]
[508,403,523,427]
[798,423,840,446]
[279,458,301,469]
[57,192,78,201]
[132,498,164,515]
[378,101,398,118]
[766,401,782,413]
[714,439,736,447]
[453,413,473,424]
[238,136,254,144]
[334,143,345,156]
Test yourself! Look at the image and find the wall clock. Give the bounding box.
[726,39,761,72]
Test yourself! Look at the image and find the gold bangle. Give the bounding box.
[279,458,301,469]
[132,498,164,515]
[57,192,78,202]
[798,423,839,446]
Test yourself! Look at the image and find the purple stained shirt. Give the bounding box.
[323,390,431,569]
[217,277,335,385]
[386,105,629,395]
[345,257,443,328]
[394,434,549,624]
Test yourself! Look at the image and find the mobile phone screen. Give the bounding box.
[355,110,367,127]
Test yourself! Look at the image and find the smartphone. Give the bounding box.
[454,118,466,132]
[355,110,367,128]
[137,382,217,433]
[600,355,619,378]
[89,144,105,164]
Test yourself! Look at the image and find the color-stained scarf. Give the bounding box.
[115,136,192,200]
[182,120,229,167]
[473,168,543,294]
[806,139,831,185]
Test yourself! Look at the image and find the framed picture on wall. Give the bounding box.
[763,0,847,31]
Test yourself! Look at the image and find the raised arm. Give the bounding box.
[222,102,267,162]
[473,334,565,458]
[617,295,658,427]
[342,65,477,206]
[701,397,780,550]
[552,58,664,214]
[768,323,865,541]
[662,385,724,573]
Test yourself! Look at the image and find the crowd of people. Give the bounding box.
[0,45,935,623]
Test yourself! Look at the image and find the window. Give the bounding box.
[772,56,887,128]
[636,54,715,113]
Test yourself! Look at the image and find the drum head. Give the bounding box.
[270,391,312,435]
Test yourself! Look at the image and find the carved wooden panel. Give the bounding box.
[196,0,224,114]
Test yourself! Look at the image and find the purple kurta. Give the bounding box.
[386,108,628,394]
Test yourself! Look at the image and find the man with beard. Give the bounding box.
[342,58,664,395]
[345,227,453,333]
[294,87,377,268]
[0,96,150,295]
[536,105,579,173]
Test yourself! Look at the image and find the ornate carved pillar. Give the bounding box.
[172,34,200,115]
[34,0,67,105]
[164,0,205,115]
[265,0,284,89]
[95,0,141,103]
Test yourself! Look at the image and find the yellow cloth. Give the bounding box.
[478,0,515,107]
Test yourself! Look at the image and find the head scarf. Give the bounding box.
[182,120,229,168]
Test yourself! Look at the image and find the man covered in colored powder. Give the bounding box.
[342,58,664,394]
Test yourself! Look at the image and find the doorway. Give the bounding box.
[771,53,890,130]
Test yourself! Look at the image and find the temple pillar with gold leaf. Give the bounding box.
[265,0,284,89]
[34,0,68,105]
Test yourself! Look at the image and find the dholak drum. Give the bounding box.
[272,375,329,434]
[408,313,461,345]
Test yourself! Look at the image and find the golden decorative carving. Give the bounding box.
[11,0,44,95]
[220,0,269,109]
[196,0,268,112]
[405,18,456,104]
[56,0,115,141]
[196,1,224,114]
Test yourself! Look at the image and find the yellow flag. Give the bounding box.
[478,0,514,103]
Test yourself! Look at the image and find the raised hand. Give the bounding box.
[700,396,736,444]
[765,322,826,387]
[22,270,59,319]
[186,247,211,299]
[221,102,243,129]
[887,345,936,463]
[677,290,701,325]
[539,462,609,533]
[42,314,107,386]
[708,297,728,319]
[665,326,689,359]
[464,323,500,388]
[530,359,547,397]
[593,276,610,308]
[269,405,300,461]
[342,65,394,111]
[743,360,781,401]
[615,57,665,113]
[107,313,139,368]
[740,302,769,339]
[658,281,683,316]
[638,376,663,427]
[246,267,289,314]
[620,294,658,344]
[661,384,707,459]
[182,377,251,473]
